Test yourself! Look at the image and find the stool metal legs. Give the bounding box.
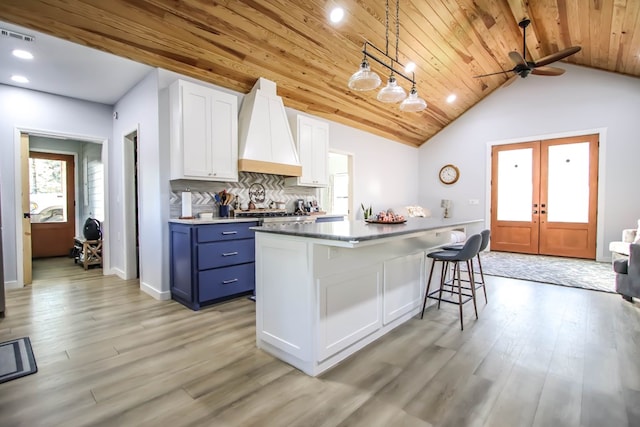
[421,257,478,330]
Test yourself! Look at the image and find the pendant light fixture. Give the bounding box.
[347,0,426,112]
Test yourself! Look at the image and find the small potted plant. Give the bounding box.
[361,203,372,220]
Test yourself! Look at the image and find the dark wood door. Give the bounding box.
[30,152,76,258]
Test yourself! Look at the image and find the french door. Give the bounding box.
[490,134,599,259]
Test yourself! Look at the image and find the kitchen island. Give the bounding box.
[253,217,483,376]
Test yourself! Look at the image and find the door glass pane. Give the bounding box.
[547,142,589,223]
[497,148,532,221]
[29,158,68,223]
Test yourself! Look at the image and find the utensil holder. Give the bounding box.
[219,205,230,218]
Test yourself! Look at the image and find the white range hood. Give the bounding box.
[238,78,302,177]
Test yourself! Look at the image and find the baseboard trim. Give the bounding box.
[5,280,21,290]
[140,281,171,301]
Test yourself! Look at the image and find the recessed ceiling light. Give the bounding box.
[12,49,34,60]
[404,62,416,73]
[11,75,29,83]
[446,94,457,103]
[330,7,344,23]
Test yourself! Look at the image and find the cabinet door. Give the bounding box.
[296,116,328,187]
[210,91,238,181]
[181,81,212,178]
[317,265,382,361]
[310,122,328,185]
[383,252,424,325]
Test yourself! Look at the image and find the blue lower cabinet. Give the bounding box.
[199,263,255,302]
[170,221,259,310]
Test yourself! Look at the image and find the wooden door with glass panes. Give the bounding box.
[490,134,598,259]
[29,151,76,258]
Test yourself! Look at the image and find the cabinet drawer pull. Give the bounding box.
[222,278,239,284]
[222,251,239,257]
[222,231,238,235]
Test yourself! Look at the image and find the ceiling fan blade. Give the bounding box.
[508,51,526,66]
[531,66,565,76]
[534,46,582,67]
[474,70,513,78]
[501,74,519,88]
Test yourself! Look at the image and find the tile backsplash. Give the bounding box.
[170,172,317,218]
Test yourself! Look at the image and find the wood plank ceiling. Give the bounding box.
[1,0,638,147]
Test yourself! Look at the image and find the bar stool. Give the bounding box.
[421,233,482,330]
[442,229,490,304]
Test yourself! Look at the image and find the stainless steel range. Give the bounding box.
[235,210,315,227]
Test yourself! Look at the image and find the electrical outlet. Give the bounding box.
[468,199,479,205]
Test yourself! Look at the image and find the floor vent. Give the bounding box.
[1,28,35,42]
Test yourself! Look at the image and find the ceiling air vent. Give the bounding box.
[1,28,35,42]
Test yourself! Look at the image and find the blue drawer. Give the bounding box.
[199,263,255,302]
[198,238,255,270]
[197,222,258,243]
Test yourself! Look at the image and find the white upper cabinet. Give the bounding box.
[169,79,238,181]
[285,115,329,187]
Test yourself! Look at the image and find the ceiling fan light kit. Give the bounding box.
[347,0,426,112]
[475,18,581,83]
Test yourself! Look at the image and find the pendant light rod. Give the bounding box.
[360,41,415,86]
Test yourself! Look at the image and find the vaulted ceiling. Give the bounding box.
[1,0,638,147]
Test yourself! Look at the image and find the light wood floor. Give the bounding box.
[1,257,639,427]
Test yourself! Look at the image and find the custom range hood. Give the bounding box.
[238,78,302,177]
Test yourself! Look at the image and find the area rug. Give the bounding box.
[0,337,38,384]
[474,251,616,293]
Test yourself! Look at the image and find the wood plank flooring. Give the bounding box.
[1,257,638,426]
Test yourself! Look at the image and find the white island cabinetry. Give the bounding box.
[255,218,482,376]
[284,115,328,187]
[169,79,238,181]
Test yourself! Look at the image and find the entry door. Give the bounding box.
[29,151,76,258]
[491,134,599,259]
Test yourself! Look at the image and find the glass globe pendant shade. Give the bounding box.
[347,59,381,91]
[399,87,427,112]
[377,75,407,103]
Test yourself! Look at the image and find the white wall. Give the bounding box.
[112,70,168,299]
[0,84,112,285]
[418,64,640,260]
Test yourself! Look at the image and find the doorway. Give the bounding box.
[17,130,108,287]
[490,134,599,259]
[320,151,353,219]
[124,129,140,279]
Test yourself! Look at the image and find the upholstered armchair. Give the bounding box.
[609,221,639,262]
[613,243,640,302]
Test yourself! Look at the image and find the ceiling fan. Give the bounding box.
[475,18,581,84]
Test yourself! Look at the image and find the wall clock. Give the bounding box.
[439,164,460,185]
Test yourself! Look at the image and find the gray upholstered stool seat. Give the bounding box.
[442,229,490,304]
[421,233,482,330]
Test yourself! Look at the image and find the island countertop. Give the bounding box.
[253,217,483,247]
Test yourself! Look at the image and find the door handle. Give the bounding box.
[533,210,538,214]
[541,210,546,214]
[541,204,546,207]
[23,212,31,219]
[533,204,538,207]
